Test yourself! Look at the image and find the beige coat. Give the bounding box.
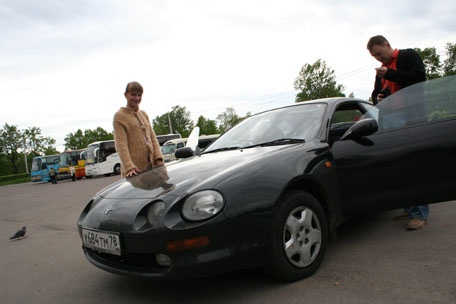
[113,107,163,177]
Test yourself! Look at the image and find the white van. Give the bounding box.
[161,138,187,162]
[161,134,220,162]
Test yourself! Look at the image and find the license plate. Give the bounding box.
[82,228,121,256]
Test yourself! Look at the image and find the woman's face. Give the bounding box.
[125,90,142,110]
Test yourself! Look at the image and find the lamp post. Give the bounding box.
[23,137,28,173]
[167,112,173,134]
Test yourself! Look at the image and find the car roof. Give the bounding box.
[163,138,188,145]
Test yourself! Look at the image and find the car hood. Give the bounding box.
[96,144,304,199]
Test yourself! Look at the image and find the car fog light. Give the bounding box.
[148,201,165,224]
[156,253,171,267]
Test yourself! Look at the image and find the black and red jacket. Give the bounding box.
[371,48,426,104]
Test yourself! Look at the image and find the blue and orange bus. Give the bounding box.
[31,154,62,182]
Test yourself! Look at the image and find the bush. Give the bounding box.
[0,173,31,183]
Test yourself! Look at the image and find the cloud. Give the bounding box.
[1,0,456,152]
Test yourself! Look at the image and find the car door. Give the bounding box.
[331,78,456,216]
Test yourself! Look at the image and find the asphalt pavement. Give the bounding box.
[1,176,455,304]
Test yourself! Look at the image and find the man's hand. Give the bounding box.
[375,66,388,78]
[155,159,164,167]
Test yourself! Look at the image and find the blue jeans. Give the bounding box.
[405,205,429,220]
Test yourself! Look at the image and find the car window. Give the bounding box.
[328,102,371,144]
[363,76,456,131]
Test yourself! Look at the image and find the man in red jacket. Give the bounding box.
[367,35,428,230]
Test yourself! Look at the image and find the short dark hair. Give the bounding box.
[125,81,143,94]
[367,35,389,50]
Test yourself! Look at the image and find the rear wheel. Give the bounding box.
[267,190,327,281]
[114,164,121,175]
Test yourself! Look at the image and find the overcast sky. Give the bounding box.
[1,0,455,151]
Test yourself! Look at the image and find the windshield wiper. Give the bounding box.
[242,138,305,149]
[202,146,241,154]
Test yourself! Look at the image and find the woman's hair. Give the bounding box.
[125,81,144,94]
[367,35,389,51]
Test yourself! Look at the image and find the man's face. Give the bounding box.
[125,90,142,109]
[369,43,393,65]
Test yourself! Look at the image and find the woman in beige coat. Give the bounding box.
[113,82,164,178]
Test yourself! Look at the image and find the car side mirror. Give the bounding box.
[340,118,378,141]
[175,147,195,159]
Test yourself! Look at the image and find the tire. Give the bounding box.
[114,164,121,175]
[85,175,93,179]
[267,190,327,281]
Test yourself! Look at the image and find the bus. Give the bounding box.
[60,149,87,179]
[161,134,220,162]
[85,140,121,178]
[31,154,63,182]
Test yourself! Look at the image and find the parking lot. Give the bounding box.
[1,176,455,304]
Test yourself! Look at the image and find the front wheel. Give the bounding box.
[267,190,327,281]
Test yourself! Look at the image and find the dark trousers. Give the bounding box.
[51,176,57,184]
[72,174,76,181]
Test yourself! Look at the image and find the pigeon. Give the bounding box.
[10,226,26,240]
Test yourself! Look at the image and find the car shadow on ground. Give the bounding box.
[98,211,394,303]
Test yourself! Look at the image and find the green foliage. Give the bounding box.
[0,173,30,182]
[443,43,456,76]
[0,173,31,186]
[428,110,448,121]
[415,42,455,79]
[0,153,14,176]
[44,146,60,155]
[216,107,243,133]
[196,116,219,135]
[415,47,442,80]
[153,106,194,138]
[294,59,345,102]
[23,126,56,156]
[0,123,24,174]
[64,127,113,150]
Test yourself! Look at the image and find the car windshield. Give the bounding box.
[161,144,176,154]
[362,75,456,130]
[205,103,327,152]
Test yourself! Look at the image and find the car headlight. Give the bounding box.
[181,190,224,221]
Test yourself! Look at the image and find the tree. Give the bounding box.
[196,116,219,135]
[216,107,242,133]
[415,47,442,80]
[153,106,194,138]
[443,42,456,76]
[23,126,56,156]
[294,59,345,102]
[44,146,60,155]
[64,127,113,150]
[0,123,23,174]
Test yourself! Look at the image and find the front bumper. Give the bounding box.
[83,244,233,279]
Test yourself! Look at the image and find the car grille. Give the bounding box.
[85,248,167,273]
